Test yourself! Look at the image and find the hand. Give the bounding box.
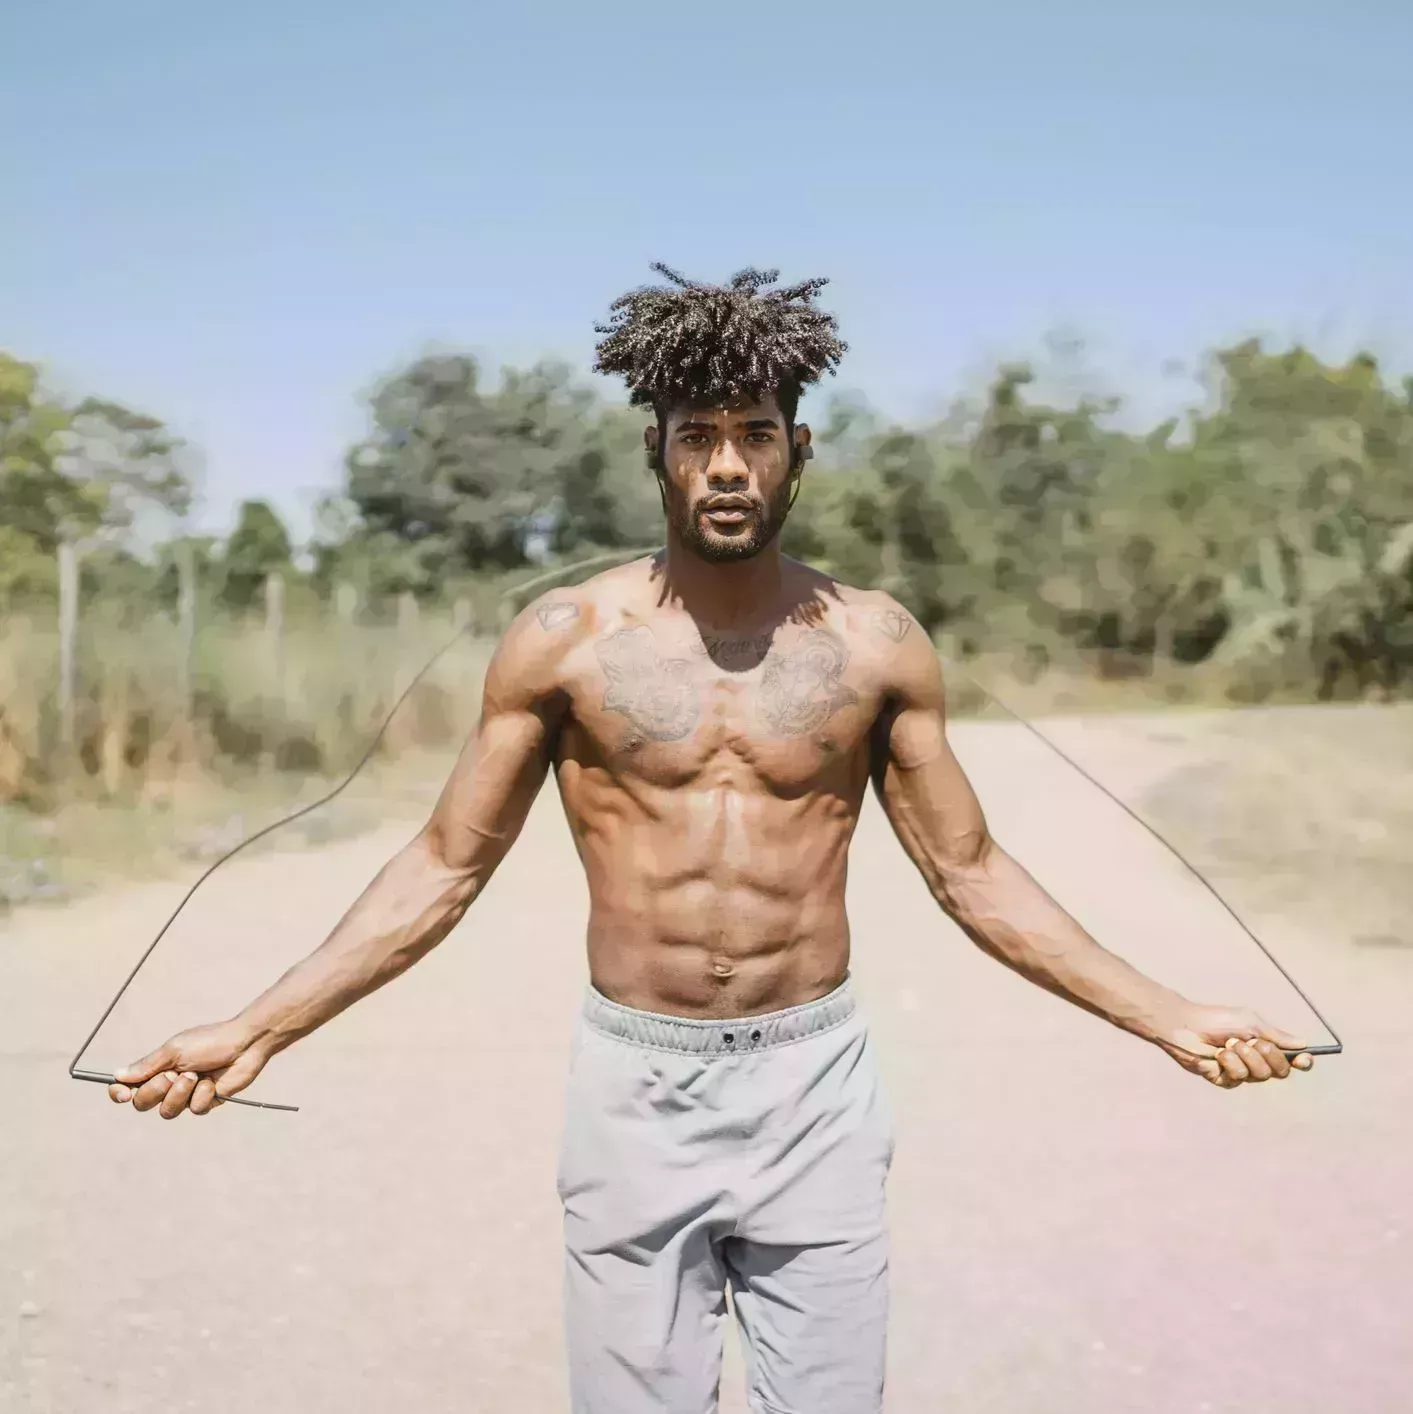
[1152,1004,1314,1089]
[107,1020,272,1118]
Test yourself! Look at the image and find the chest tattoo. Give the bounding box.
[696,633,773,670]
[756,629,860,738]
[595,626,701,741]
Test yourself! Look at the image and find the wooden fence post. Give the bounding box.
[265,570,285,706]
[176,539,197,734]
[57,539,80,751]
[331,582,359,742]
[393,593,420,719]
[335,581,358,627]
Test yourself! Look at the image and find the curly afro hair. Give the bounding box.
[593,264,847,424]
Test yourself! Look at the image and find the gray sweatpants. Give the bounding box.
[556,977,895,1414]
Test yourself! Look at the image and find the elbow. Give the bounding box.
[409,825,488,914]
[930,829,1000,912]
[942,827,996,878]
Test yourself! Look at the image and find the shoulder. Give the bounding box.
[485,554,657,702]
[812,579,941,706]
[797,566,926,654]
[841,585,926,652]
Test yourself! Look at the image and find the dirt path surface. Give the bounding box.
[4,705,1410,1413]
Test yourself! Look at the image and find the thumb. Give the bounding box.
[1160,1026,1221,1060]
[114,1042,177,1086]
[1179,1035,1223,1060]
[1254,1018,1311,1052]
[211,1048,267,1099]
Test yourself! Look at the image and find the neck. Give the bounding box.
[660,528,784,629]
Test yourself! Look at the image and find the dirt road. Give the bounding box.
[4,707,1409,1413]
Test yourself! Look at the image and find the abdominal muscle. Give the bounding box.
[558,770,862,1019]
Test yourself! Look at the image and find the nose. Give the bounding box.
[706,437,749,486]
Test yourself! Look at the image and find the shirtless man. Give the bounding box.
[109,266,1314,1414]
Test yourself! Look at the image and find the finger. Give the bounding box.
[1234,1040,1272,1082]
[1219,1045,1250,1084]
[211,1051,264,1102]
[1183,1035,1223,1061]
[1254,1019,1311,1053]
[1244,1040,1278,1080]
[1195,1058,1226,1085]
[190,1077,220,1116]
[1252,1039,1291,1079]
[159,1072,199,1120]
[108,1083,133,1104]
[114,1044,178,1088]
[131,1071,177,1113]
[1291,1052,1315,1072]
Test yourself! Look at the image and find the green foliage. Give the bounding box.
[5,331,1413,773]
[0,351,193,587]
[219,500,294,612]
[152,535,220,612]
[57,396,192,529]
[0,353,91,552]
[0,526,55,603]
[336,355,660,597]
[779,341,1413,697]
[379,340,1412,697]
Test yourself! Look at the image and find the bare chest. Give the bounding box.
[560,623,880,788]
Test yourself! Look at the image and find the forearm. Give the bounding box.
[234,836,479,1056]
[939,843,1189,1043]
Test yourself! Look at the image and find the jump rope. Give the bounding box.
[68,547,1343,1113]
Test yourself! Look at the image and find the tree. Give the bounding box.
[219,500,294,612]
[340,354,659,595]
[2,353,198,601]
[0,353,92,555]
[152,534,220,612]
[0,525,56,605]
[53,396,191,531]
[1188,342,1413,697]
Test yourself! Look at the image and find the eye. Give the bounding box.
[679,432,708,445]
[746,431,774,443]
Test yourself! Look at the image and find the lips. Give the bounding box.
[701,497,755,525]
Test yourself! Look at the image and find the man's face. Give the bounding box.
[646,394,812,563]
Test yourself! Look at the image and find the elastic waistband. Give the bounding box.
[581,977,856,1056]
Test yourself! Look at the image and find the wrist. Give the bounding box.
[230,1005,294,1057]
[1131,990,1194,1046]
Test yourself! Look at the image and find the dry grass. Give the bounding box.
[0,610,493,909]
[3,601,1406,916]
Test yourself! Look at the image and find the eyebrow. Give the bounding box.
[674,415,781,433]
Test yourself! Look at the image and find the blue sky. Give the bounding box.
[5,0,1411,539]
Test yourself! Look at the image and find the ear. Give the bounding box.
[793,423,814,470]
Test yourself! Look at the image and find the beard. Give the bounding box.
[669,478,795,563]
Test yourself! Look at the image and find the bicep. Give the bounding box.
[870,640,992,890]
[422,625,564,878]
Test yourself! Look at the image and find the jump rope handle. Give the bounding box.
[70,1069,300,1112]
